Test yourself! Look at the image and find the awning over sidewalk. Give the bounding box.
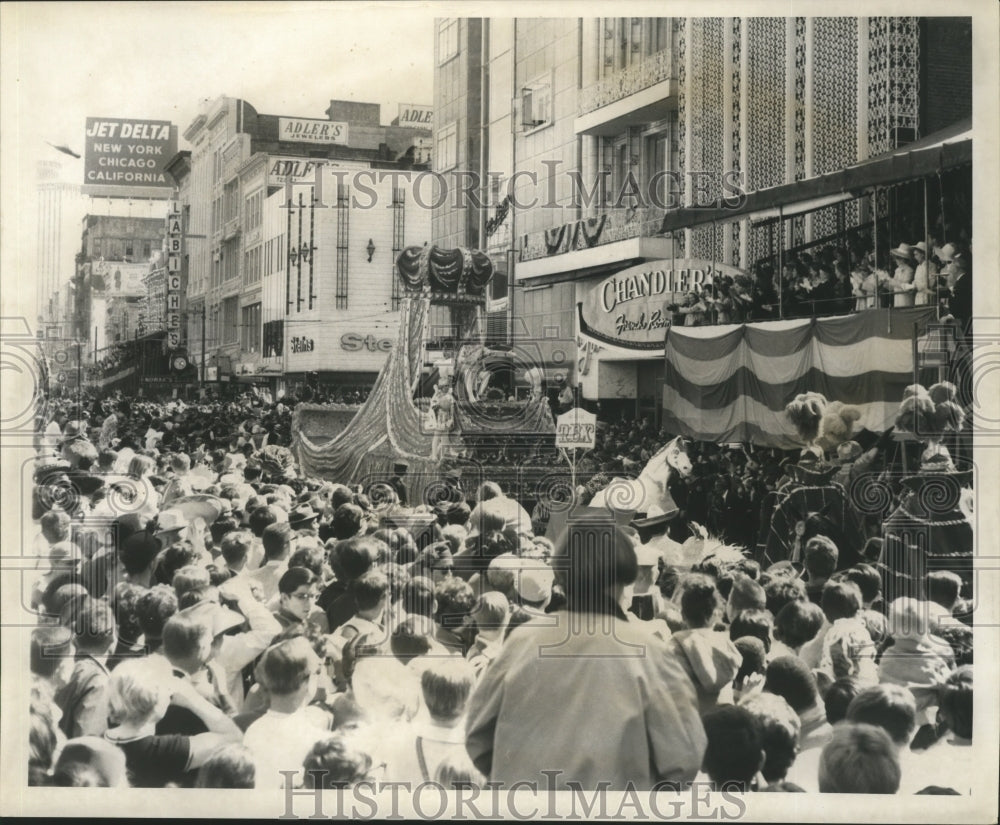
[659,119,972,233]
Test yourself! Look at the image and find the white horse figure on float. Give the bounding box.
[588,435,693,515]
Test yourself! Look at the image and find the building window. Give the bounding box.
[391,188,405,311]
[240,303,261,352]
[263,319,284,358]
[335,185,350,309]
[245,190,263,232]
[224,181,239,224]
[222,296,238,344]
[244,245,261,286]
[436,122,458,171]
[125,239,134,258]
[142,240,152,261]
[222,238,240,281]
[642,122,671,208]
[437,19,459,64]
[521,78,553,131]
[92,238,102,258]
[599,17,670,77]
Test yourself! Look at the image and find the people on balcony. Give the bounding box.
[911,242,937,307]
[885,244,917,308]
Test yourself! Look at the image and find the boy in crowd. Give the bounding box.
[802,535,838,604]
[326,569,390,690]
[246,523,296,603]
[243,638,331,790]
[465,592,510,678]
[161,613,236,714]
[384,658,477,784]
[273,567,323,635]
[669,573,742,712]
[56,599,116,738]
[878,597,954,722]
[739,692,801,788]
[818,723,900,794]
[817,580,877,685]
[844,563,888,645]
[770,599,825,661]
[698,705,766,791]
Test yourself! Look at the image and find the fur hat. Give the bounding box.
[785,392,828,446]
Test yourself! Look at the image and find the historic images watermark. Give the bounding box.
[278,775,750,820]
[282,165,748,213]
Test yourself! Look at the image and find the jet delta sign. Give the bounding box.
[83,117,178,199]
[578,258,748,350]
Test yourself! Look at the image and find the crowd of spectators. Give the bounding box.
[25,389,976,796]
[669,233,971,328]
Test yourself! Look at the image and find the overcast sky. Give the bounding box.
[0,2,438,318]
[3,3,435,169]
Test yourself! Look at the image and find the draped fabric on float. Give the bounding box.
[661,308,937,449]
[292,297,442,502]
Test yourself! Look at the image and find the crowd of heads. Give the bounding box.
[27,387,976,795]
[669,218,972,327]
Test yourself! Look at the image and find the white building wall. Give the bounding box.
[262,166,432,379]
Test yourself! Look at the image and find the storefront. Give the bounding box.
[574,258,748,420]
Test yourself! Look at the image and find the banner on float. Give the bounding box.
[661,308,937,449]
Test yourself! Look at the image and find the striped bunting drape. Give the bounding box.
[661,308,937,448]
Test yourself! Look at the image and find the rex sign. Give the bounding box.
[83,117,178,199]
[556,407,597,450]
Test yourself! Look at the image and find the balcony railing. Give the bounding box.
[519,206,665,262]
[579,48,674,115]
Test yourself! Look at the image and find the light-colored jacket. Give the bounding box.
[465,610,706,791]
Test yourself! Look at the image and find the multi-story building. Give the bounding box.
[257,163,431,395]
[74,215,165,360]
[177,96,432,391]
[35,161,89,340]
[433,16,972,420]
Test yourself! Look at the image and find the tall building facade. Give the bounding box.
[75,215,165,360]
[178,96,431,392]
[433,16,972,418]
[35,161,88,339]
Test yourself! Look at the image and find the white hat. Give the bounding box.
[889,243,914,261]
[513,558,554,604]
[154,508,188,538]
[938,243,957,263]
[633,541,662,568]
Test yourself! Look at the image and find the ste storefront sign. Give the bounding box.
[556,407,597,450]
[578,258,747,350]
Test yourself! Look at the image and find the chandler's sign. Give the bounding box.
[278,117,349,145]
[579,259,747,350]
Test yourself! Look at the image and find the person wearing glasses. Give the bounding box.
[273,568,320,633]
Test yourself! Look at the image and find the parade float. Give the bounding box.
[291,246,557,507]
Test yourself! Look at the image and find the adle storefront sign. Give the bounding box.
[579,259,747,350]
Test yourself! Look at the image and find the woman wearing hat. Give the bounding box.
[677,290,708,327]
[851,255,881,311]
[885,243,916,308]
[911,242,937,306]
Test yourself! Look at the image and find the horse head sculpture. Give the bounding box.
[589,435,692,515]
